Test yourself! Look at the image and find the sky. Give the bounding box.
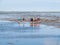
[0,0,60,11]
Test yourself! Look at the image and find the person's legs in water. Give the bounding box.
[17,21,20,26]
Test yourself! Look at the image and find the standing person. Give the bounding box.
[33,18,37,26]
[30,18,34,26]
[31,17,40,27]
[17,17,22,26]
[22,17,25,21]
[22,17,26,27]
[30,17,37,27]
[36,18,40,26]
[17,17,21,21]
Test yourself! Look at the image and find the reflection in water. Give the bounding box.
[0,21,60,45]
[0,22,40,32]
[43,38,57,45]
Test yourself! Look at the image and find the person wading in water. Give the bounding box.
[17,17,22,26]
[30,17,40,27]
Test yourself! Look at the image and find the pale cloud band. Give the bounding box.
[0,0,60,11]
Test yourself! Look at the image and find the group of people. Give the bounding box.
[16,17,40,27]
[30,18,40,26]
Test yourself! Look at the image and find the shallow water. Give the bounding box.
[0,21,60,45]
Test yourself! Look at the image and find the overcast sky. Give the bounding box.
[0,0,60,11]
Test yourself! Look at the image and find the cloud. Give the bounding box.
[34,0,60,3]
[0,0,60,11]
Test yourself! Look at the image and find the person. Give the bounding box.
[22,17,26,27]
[36,18,40,26]
[16,17,22,26]
[30,18,34,26]
[17,17,22,21]
[33,18,38,26]
[30,17,40,27]
[22,17,26,22]
[30,17,37,27]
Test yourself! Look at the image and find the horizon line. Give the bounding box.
[0,11,60,13]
